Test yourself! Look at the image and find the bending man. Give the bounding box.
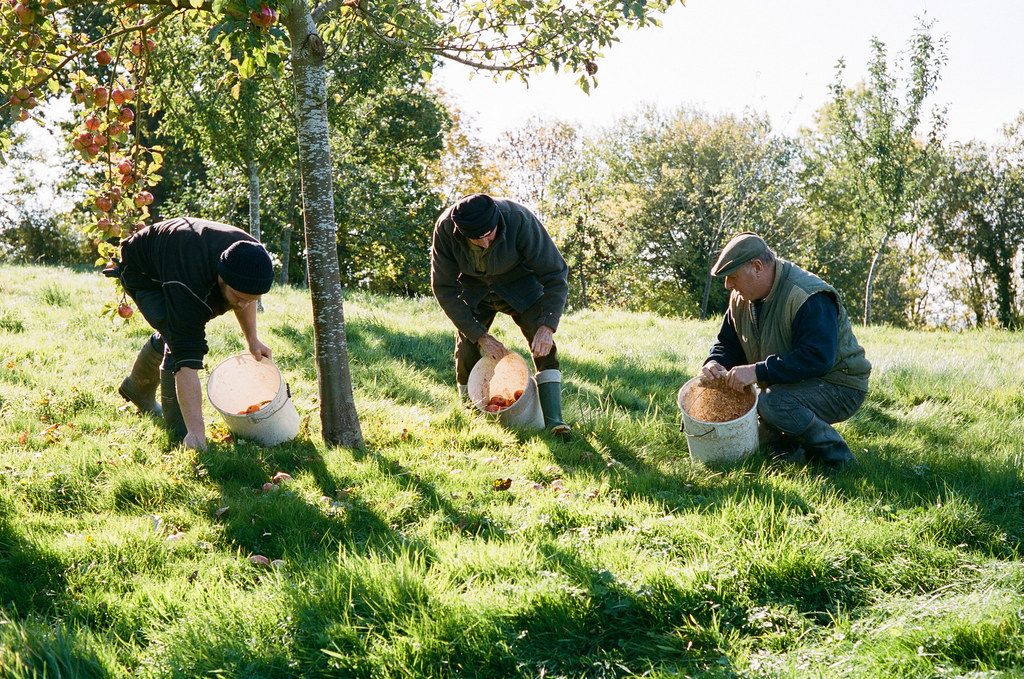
[108,217,275,451]
[431,194,571,436]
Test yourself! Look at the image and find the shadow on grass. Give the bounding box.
[270,315,456,408]
[0,494,67,615]
[348,444,510,543]
[195,436,435,563]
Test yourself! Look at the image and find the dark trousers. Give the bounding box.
[757,379,865,458]
[105,259,172,370]
[455,294,559,385]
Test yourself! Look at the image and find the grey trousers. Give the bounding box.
[758,379,865,434]
[757,379,865,462]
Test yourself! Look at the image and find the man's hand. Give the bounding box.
[477,334,508,361]
[701,360,728,382]
[531,325,555,357]
[183,430,208,452]
[725,364,758,392]
[249,338,272,361]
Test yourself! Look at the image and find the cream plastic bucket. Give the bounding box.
[207,354,300,446]
[677,377,758,464]
[468,352,545,430]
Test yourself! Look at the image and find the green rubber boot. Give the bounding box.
[118,340,163,416]
[536,369,570,437]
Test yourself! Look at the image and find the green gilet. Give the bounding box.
[730,260,871,392]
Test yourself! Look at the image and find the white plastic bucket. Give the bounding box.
[677,376,758,464]
[207,354,300,446]
[468,352,545,430]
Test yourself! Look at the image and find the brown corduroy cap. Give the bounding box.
[711,232,768,277]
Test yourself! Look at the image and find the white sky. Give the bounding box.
[434,0,1024,144]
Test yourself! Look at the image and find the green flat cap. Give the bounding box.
[712,232,768,277]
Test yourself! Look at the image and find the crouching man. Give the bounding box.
[701,232,871,470]
[107,217,275,451]
[430,194,571,436]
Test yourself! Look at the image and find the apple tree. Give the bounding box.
[828,20,947,325]
[1,0,681,448]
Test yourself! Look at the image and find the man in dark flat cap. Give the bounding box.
[106,217,276,451]
[700,232,871,470]
[431,194,571,436]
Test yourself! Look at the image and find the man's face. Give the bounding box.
[219,279,261,310]
[467,227,497,249]
[723,260,770,301]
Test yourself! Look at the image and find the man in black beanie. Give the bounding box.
[431,194,571,436]
[106,217,276,451]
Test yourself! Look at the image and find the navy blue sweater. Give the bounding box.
[705,292,840,384]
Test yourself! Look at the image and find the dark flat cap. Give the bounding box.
[712,232,768,277]
[450,194,498,239]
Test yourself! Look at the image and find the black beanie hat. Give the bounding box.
[451,194,498,239]
[218,240,274,295]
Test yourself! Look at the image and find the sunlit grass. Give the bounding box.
[0,263,1022,678]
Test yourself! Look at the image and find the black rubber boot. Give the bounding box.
[797,417,856,471]
[159,369,188,440]
[118,340,163,416]
[536,370,570,437]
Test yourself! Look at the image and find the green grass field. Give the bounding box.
[1,263,1023,678]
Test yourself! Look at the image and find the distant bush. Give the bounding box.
[0,212,93,266]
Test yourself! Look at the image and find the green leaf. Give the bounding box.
[212,0,228,13]
[239,54,254,79]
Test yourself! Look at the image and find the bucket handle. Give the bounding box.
[684,425,717,439]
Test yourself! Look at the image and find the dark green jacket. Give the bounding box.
[730,260,871,392]
[431,198,568,342]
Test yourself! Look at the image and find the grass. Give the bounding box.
[0,262,1022,678]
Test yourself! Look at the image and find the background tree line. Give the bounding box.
[4,19,1024,329]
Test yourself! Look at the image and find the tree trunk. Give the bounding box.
[246,153,261,242]
[280,225,291,285]
[699,248,715,320]
[283,3,364,448]
[863,229,892,326]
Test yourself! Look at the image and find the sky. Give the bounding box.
[433,0,1024,145]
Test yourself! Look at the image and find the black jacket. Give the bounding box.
[119,217,257,371]
[430,198,568,342]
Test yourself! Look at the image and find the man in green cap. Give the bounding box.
[431,194,571,436]
[700,232,871,470]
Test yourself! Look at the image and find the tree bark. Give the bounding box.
[863,228,892,326]
[283,2,364,448]
[246,151,261,242]
[280,225,291,285]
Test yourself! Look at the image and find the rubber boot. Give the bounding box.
[536,369,570,437]
[118,340,163,416]
[159,369,188,440]
[796,416,856,471]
